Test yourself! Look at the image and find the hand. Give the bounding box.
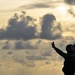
[51,42,55,48]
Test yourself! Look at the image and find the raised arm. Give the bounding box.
[51,42,67,58]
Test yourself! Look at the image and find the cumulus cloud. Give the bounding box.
[40,14,62,40]
[0,12,63,40]
[0,12,37,40]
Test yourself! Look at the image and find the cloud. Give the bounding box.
[0,12,37,40]
[0,0,64,13]
[45,61,51,64]
[64,0,75,5]
[64,0,75,18]
[0,12,63,40]
[7,51,13,55]
[3,40,50,50]
[2,41,10,49]
[14,58,25,65]
[13,54,36,67]
[40,14,62,40]
[11,1,64,11]
[54,36,75,51]
[14,57,36,67]
[14,41,37,49]
[10,3,52,12]
[19,3,51,9]
[68,8,75,17]
[42,51,52,56]
[2,40,38,49]
[25,61,35,67]
[32,3,50,8]
[26,55,47,60]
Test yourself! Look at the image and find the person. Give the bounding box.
[51,42,75,75]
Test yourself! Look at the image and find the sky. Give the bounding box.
[0,0,75,75]
[0,0,75,36]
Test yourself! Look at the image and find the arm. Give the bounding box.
[51,42,67,58]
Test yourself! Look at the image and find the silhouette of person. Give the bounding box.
[51,42,75,75]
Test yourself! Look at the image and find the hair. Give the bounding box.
[66,44,73,54]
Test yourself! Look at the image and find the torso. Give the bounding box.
[63,54,75,72]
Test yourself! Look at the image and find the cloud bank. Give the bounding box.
[0,12,62,40]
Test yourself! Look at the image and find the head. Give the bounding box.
[66,44,73,54]
[72,44,75,52]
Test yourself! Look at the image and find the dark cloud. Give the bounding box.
[0,12,63,40]
[26,55,47,60]
[64,0,75,5]
[14,41,25,49]
[40,14,62,40]
[0,12,37,40]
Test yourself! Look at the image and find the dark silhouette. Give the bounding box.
[51,42,75,75]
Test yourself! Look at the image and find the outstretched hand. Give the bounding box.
[51,42,55,48]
